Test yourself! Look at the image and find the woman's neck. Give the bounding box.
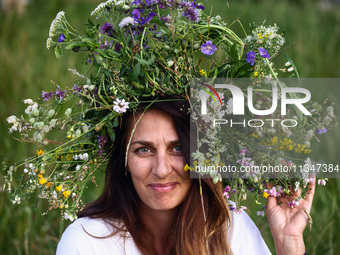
[139,203,180,255]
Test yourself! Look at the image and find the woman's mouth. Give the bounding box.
[149,182,178,192]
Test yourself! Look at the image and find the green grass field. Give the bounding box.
[1,0,339,254]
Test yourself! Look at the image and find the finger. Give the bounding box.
[266,195,277,212]
[304,173,316,206]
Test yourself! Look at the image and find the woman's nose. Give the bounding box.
[152,151,172,178]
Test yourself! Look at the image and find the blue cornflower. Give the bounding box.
[58,33,66,43]
[316,127,327,134]
[259,47,270,59]
[201,41,217,56]
[246,51,256,66]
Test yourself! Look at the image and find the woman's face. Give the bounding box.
[127,109,192,212]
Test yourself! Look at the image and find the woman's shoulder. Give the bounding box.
[63,217,115,236]
[56,217,141,255]
[228,203,272,255]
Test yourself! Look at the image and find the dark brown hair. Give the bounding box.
[78,96,233,255]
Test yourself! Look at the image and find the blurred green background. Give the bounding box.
[0,0,339,254]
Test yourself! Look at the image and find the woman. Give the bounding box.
[56,97,315,255]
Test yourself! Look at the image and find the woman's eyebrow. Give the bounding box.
[130,140,153,147]
[130,140,181,147]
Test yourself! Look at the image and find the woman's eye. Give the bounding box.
[136,147,150,154]
[173,145,183,154]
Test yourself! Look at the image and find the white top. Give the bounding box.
[56,211,272,255]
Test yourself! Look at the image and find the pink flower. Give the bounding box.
[234,206,247,214]
[317,178,328,186]
[113,98,129,114]
[288,199,300,208]
[223,185,230,199]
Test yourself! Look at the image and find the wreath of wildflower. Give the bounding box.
[4,0,336,221]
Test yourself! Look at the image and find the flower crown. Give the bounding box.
[4,0,335,221]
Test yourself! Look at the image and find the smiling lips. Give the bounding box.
[149,182,178,192]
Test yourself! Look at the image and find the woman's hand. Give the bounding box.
[266,176,315,255]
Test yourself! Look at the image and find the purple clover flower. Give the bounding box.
[96,135,108,156]
[100,22,114,36]
[259,47,270,59]
[41,90,54,101]
[58,33,66,43]
[201,41,217,56]
[246,51,256,66]
[55,85,66,101]
[182,3,199,22]
[73,85,82,94]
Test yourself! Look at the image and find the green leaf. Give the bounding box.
[133,56,149,66]
[229,43,240,61]
[128,63,141,81]
[283,53,300,80]
[106,126,116,143]
[87,18,94,27]
[111,116,119,127]
[65,43,78,50]
[106,49,121,58]
[147,54,156,66]
[164,75,170,86]
[54,44,63,59]
[96,49,110,58]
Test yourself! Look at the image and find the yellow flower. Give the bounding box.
[66,154,73,161]
[39,178,47,185]
[63,190,71,198]
[56,185,62,192]
[271,136,278,145]
[37,174,43,179]
[46,182,52,188]
[263,192,269,199]
[199,69,206,76]
[36,149,44,157]
[184,164,191,172]
[253,72,259,78]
